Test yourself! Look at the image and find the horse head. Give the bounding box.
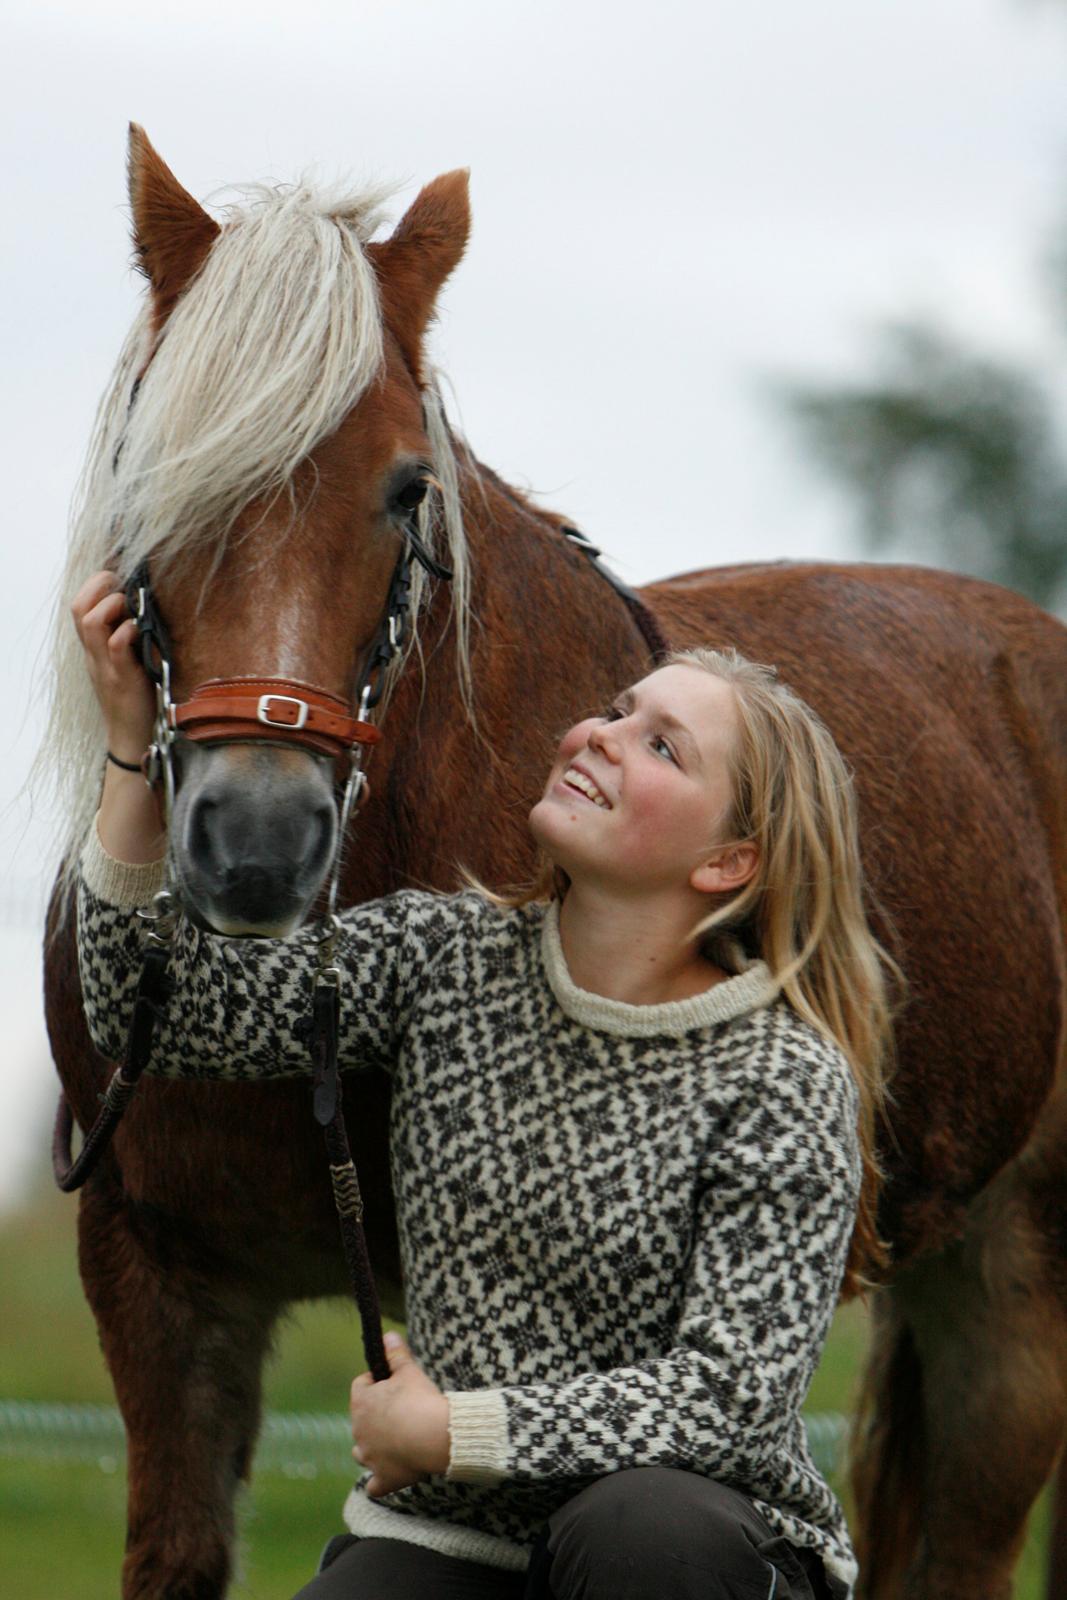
[90,127,472,936]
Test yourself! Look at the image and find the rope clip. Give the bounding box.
[136,888,179,950]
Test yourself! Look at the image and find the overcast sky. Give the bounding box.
[2,0,1065,1203]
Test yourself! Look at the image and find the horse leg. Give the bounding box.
[854,1160,1067,1600]
[78,1174,279,1600]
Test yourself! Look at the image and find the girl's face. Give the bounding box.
[529,664,744,900]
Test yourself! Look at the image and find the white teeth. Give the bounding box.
[563,768,611,808]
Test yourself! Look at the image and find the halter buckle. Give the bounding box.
[257,693,309,731]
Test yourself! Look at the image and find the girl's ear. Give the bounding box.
[690,842,759,897]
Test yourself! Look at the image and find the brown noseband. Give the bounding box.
[170,677,382,758]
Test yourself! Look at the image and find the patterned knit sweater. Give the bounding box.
[77,825,861,1591]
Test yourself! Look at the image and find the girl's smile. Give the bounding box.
[558,763,612,808]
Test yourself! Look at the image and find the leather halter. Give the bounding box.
[126,521,448,766]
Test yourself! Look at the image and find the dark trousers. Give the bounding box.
[292,1468,847,1598]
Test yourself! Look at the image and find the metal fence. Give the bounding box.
[0,1399,848,1483]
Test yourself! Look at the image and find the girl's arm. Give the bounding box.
[443,1030,861,1490]
[76,848,458,1078]
[71,569,467,1079]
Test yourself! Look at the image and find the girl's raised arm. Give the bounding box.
[77,831,470,1082]
[71,569,163,865]
[71,569,472,1082]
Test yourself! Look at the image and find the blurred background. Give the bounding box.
[2,0,1065,1593]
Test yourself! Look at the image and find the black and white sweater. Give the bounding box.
[77,826,861,1591]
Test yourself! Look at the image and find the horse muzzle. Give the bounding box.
[170,739,340,937]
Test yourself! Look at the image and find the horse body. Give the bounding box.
[650,560,1067,1255]
[42,129,1067,1599]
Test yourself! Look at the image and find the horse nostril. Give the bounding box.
[189,796,218,866]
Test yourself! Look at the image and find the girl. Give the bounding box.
[73,569,893,1600]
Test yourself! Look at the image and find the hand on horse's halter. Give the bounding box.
[72,569,154,764]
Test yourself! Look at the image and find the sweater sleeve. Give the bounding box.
[75,817,472,1079]
[445,1025,861,1486]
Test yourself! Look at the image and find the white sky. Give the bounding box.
[1,0,1065,1205]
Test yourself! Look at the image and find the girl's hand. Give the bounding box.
[350,1332,451,1499]
[71,569,156,763]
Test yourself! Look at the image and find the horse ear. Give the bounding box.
[127,123,220,332]
[369,170,470,383]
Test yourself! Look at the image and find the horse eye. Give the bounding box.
[394,476,429,513]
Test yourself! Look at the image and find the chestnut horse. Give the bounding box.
[42,127,1067,1600]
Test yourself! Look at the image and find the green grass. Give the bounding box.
[0,1180,1052,1598]
[0,1459,348,1600]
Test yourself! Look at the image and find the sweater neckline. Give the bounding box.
[539,901,780,1038]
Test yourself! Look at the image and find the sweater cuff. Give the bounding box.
[444,1390,509,1485]
[80,813,167,909]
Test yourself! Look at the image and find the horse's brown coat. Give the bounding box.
[45,131,1067,1599]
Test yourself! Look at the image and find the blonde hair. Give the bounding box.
[677,647,897,1293]
[468,646,900,1295]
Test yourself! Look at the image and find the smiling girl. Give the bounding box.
[73,569,893,1600]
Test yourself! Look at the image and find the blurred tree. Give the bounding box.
[779,321,1067,612]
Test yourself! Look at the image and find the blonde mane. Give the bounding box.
[35,179,474,895]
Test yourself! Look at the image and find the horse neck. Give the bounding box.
[460,452,655,708]
[350,455,655,897]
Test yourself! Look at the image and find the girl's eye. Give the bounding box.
[601,705,624,722]
[652,735,677,764]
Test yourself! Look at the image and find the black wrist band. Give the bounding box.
[106,751,143,773]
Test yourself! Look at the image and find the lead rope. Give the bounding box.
[305,536,433,1383]
[52,890,178,1190]
[309,912,389,1383]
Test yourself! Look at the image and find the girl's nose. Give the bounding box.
[588,720,622,761]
